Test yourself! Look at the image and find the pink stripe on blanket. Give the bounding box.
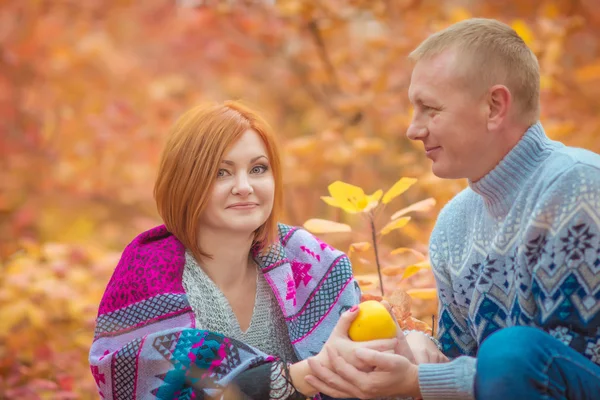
[263,273,288,316]
[286,256,345,321]
[261,258,289,273]
[291,277,353,344]
[95,308,194,339]
[281,227,298,245]
[133,335,146,399]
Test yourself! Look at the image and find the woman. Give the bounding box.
[89,101,398,399]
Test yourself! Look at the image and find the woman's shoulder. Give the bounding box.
[98,225,187,314]
[275,222,347,260]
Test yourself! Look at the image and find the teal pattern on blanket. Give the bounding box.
[430,122,600,364]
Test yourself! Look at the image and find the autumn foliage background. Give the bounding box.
[1,0,600,398]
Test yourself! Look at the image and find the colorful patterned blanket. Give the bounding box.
[89,224,360,399]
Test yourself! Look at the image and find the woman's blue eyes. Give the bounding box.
[251,165,268,174]
[217,165,268,177]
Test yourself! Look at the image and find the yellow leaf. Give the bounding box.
[390,198,436,220]
[321,196,344,208]
[303,218,352,233]
[406,288,438,300]
[369,189,383,203]
[511,19,534,47]
[365,189,383,212]
[380,217,411,236]
[401,261,431,280]
[326,181,370,213]
[390,248,427,261]
[382,178,417,204]
[349,242,372,253]
[381,265,403,276]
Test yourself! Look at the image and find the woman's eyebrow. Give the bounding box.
[221,155,268,166]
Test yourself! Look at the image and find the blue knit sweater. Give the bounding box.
[418,122,600,399]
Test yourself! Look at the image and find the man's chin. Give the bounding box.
[431,164,465,180]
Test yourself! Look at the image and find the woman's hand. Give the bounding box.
[315,305,399,372]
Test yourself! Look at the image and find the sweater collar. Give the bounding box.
[469,122,563,218]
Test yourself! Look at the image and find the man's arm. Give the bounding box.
[416,228,478,399]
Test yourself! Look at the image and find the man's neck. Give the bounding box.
[195,228,256,291]
[471,122,530,182]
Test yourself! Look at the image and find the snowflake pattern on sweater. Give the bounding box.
[430,123,600,365]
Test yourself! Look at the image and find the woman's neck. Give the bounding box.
[195,228,256,291]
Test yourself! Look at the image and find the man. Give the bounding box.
[304,18,600,399]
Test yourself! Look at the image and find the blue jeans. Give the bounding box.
[475,326,600,400]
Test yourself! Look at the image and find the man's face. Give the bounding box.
[406,50,492,181]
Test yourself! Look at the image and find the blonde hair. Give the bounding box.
[409,18,540,124]
[154,101,283,261]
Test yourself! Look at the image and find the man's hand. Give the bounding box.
[306,346,421,399]
[405,331,449,364]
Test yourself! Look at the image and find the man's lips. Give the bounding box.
[425,146,441,156]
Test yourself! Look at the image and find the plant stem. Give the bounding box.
[370,213,384,296]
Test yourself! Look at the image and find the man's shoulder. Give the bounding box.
[535,146,600,194]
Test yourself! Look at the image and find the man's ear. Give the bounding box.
[487,85,511,131]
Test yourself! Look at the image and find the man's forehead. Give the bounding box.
[409,52,460,94]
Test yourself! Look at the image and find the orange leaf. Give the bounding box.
[348,242,372,254]
[390,198,436,220]
[409,317,433,335]
[381,265,403,276]
[387,289,412,321]
[303,218,352,233]
[406,288,438,300]
[390,247,427,261]
[360,293,383,302]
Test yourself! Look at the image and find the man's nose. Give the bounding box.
[406,121,428,141]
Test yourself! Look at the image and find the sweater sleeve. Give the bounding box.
[415,223,477,400]
[522,162,600,361]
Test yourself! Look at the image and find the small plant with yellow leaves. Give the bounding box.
[303,178,436,298]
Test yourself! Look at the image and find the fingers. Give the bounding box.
[354,347,404,371]
[412,350,430,365]
[306,356,360,398]
[395,333,417,364]
[360,337,398,352]
[380,300,392,313]
[435,351,450,363]
[332,305,360,336]
[305,374,355,399]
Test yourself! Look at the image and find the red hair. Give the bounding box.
[154,101,283,261]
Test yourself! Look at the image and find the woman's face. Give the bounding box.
[199,129,275,236]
